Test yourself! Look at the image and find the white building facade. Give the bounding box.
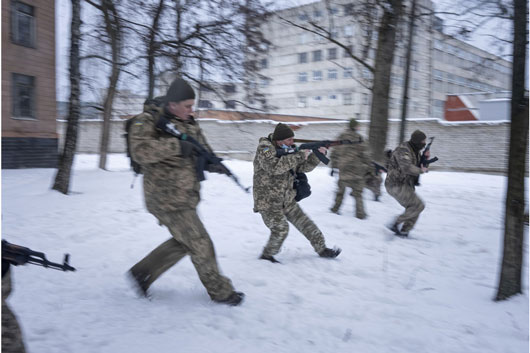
[257,0,511,120]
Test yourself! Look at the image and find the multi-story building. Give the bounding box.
[257,0,511,121]
[2,0,58,168]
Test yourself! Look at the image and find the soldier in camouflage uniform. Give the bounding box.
[385,130,430,237]
[127,78,244,306]
[2,264,26,353]
[253,123,341,263]
[329,119,371,219]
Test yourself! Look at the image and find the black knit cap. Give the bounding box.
[272,123,294,141]
[410,130,426,144]
[164,78,196,104]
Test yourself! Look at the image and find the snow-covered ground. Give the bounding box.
[2,154,528,353]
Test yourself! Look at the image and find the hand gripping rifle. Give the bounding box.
[156,116,251,193]
[414,137,439,186]
[276,138,360,165]
[2,240,76,272]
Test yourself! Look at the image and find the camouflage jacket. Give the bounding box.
[253,135,321,212]
[128,106,213,215]
[385,141,423,187]
[329,130,370,181]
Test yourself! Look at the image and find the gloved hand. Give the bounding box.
[180,140,194,158]
[207,163,227,175]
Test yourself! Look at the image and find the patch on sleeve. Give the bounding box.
[134,122,143,126]
[262,147,270,152]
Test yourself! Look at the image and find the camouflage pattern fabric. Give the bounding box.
[129,108,214,214]
[260,201,327,256]
[329,129,370,217]
[364,173,382,198]
[129,107,235,301]
[130,210,234,301]
[253,135,328,256]
[253,135,320,212]
[2,270,26,353]
[385,183,425,232]
[385,141,425,232]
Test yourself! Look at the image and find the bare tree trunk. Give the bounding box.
[147,0,164,99]
[52,0,81,194]
[399,0,416,144]
[98,0,122,170]
[368,0,403,161]
[495,0,528,301]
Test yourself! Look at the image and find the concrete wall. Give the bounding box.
[57,118,523,174]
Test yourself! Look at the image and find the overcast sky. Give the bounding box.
[54,0,514,102]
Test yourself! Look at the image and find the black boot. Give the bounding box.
[127,270,151,298]
[214,291,245,306]
[259,254,281,263]
[319,247,342,258]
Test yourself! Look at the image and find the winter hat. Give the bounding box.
[272,123,295,141]
[349,118,359,130]
[164,78,195,104]
[410,130,426,144]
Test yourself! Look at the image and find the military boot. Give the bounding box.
[127,269,151,298]
[319,247,342,258]
[214,291,245,306]
[259,254,281,263]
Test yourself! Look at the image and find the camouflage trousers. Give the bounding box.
[364,173,382,198]
[259,202,327,257]
[130,209,234,301]
[2,270,26,353]
[385,182,425,232]
[331,178,366,218]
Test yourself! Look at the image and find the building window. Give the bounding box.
[260,58,268,69]
[225,100,236,109]
[312,50,322,62]
[343,67,353,78]
[343,3,354,16]
[314,96,322,101]
[328,48,337,60]
[298,96,307,107]
[328,69,338,80]
[329,93,337,100]
[313,9,322,19]
[11,1,35,47]
[298,72,308,83]
[198,100,213,109]
[363,93,370,105]
[299,52,307,64]
[343,45,353,58]
[12,73,35,118]
[343,93,353,105]
[312,70,322,81]
[223,84,236,93]
[343,25,354,37]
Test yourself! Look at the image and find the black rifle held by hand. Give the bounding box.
[276,139,359,165]
[415,137,439,186]
[156,116,250,193]
[2,240,76,272]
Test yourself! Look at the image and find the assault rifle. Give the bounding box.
[276,138,360,165]
[414,137,439,186]
[156,116,251,193]
[2,240,76,272]
[372,161,387,174]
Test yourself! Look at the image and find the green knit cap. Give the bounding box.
[410,130,427,144]
[272,123,294,141]
[349,118,359,130]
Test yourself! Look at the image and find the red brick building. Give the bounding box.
[2,0,58,168]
